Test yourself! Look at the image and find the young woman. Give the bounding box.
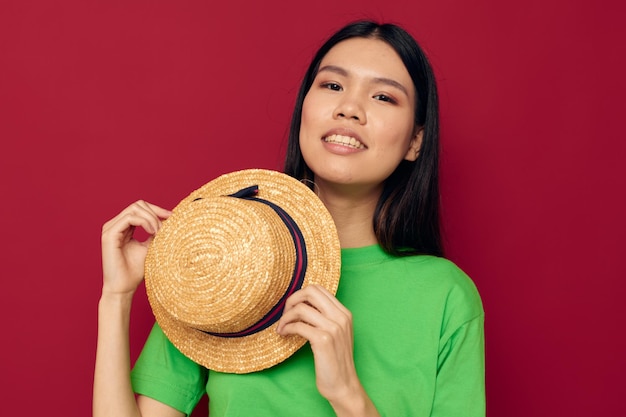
[94,20,485,417]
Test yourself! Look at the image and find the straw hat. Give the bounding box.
[144,169,341,374]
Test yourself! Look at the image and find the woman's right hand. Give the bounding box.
[95,201,177,417]
[101,200,172,296]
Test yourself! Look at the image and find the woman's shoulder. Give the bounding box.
[342,245,482,311]
[405,255,483,314]
[344,246,475,286]
[403,253,472,281]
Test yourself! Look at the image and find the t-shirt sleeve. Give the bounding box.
[131,323,208,415]
[431,314,485,416]
[431,268,485,417]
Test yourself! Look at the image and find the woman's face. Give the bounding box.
[300,37,422,192]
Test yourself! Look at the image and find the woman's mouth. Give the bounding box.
[322,134,366,149]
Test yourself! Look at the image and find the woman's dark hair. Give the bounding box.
[283,20,443,257]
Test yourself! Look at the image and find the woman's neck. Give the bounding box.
[315,180,382,248]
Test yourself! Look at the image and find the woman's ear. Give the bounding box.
[404,127,424,162]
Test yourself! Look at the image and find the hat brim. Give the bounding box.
[145,169,341,373]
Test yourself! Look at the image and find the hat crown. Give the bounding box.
[147,196,296,334]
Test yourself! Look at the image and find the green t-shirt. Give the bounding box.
[131,244,485,416]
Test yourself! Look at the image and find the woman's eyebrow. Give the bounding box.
[318,65,349,77]
[318,65,409,97]
[372,76,409,97]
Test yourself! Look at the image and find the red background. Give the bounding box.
[1,1,624,416]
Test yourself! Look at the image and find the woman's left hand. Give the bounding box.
[276,284,359,402]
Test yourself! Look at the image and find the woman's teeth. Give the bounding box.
[323,134,365,149]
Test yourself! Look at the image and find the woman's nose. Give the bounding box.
[333,95,367,124]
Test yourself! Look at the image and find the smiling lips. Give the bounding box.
[323,134,365,149]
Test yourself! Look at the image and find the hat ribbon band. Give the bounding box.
[198,185,308,338]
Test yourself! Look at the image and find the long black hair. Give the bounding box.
[284,20,443,257]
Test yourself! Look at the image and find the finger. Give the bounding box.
[277,320,326,342]
[310,284,350,315]
[130,200,171,232]
[278,300,327,333]
[284,284,345,317]
[278,310,347,351]
[278,289,351,337]
[142,201,173,221]
[103,201,163,237]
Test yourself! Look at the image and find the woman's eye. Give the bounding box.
[321,82,342,91]
[374,94,397,104]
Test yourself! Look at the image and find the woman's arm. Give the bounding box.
[93,200,182,417]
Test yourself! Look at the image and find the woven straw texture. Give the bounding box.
[144,169,341,373]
